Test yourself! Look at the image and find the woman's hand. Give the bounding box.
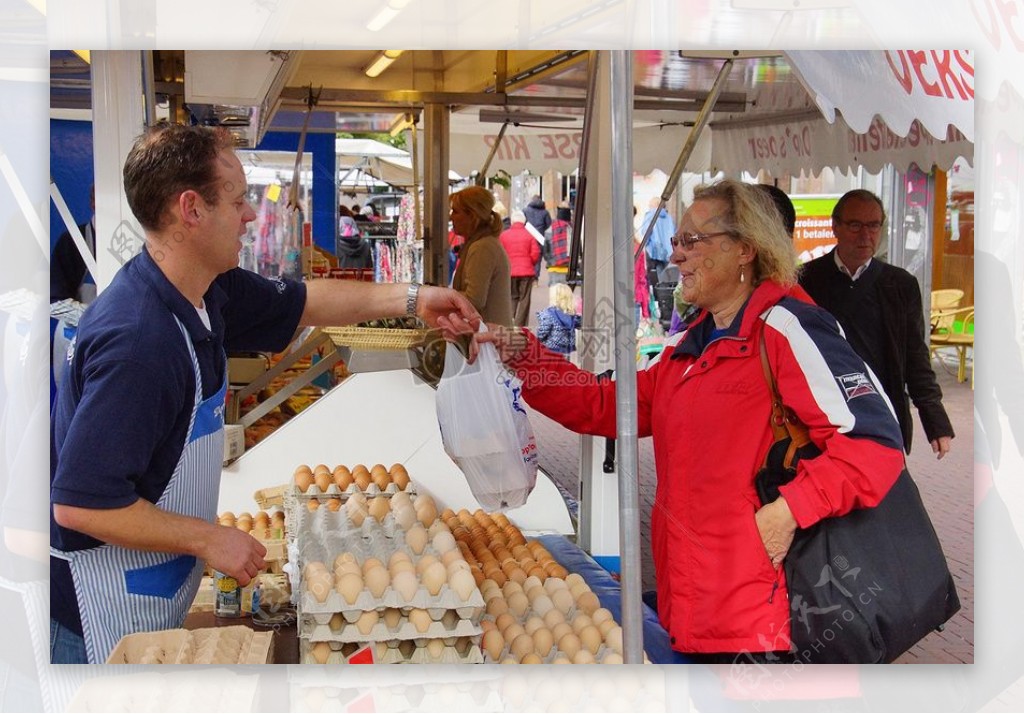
[476,324,528,363]
[754,497,798,567]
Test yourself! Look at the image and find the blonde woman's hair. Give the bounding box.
[692,179,799,287]
[450,186,503,237]
[549,283,576,314]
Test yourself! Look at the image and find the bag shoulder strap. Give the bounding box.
[759,319,812,468]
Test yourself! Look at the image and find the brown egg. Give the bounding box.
[507,591,530,618]
[416,503,438,527]
[557,631,582,659]
[602,651,624,664]
[355,609,379,636]
[332,465,352,489]
[294,471,314,493]
[494,612,517,633]
[503,623,526,644]
[254,511,270,525]
[364,564,390,598]
[604,624,623,654]
[572,648,596,664]
[510,633,535,662]
[422,561,447,596]
[390,463,408,479]
[571,613,593,634]
[532,626,554,657]
[353,470,372,491]
[597,618,617,637]
[325,497,342,512]
[391,570,418,601]
[545,563,569,579]
[310,641,332,664]
[482,628,505,661]
[382,607,402,631]
[551,588,574,615]
[371,470,391,491]
[313,463,331,476]
[307,572,333,603]
[313,471,331,493]
[576,591,601,616]
[578,624,602,654]
[329,612,345,631]
[335,572,363,605]
[523,616,545,636]
[486,597,509,619]
[408,608,432,634]
[543,608,566,629]
[306,500,320,513]
[368,496,390,522]
[449,569,476,601]
[550,622,573,643]
[591,607,614,627]
[391,469,410,491]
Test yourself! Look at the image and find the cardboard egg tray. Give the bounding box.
[105,625,273,664]
[299,637,484,665]
[480,630,628,665]
[290,509,485,618]
[300,609,483,643]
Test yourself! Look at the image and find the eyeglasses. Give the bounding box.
[670,230,734,251]
[838,220,883,233]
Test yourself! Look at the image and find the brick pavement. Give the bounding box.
[524,278,974,664]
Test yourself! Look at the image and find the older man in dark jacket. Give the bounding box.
[799,189,954,458]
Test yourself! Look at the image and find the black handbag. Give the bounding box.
[755,328,961,663]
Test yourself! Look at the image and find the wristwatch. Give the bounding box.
[406,283,421,316]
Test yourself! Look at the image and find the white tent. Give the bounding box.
[337,137,461,188]
[710,50,974,176]
[445,51,973,179]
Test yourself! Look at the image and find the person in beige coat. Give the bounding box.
[449,186,514,326]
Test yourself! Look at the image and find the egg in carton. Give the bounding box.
[292,462,415,499]
[301,605,483,644]
[370,637,483,665]
[302,638,382,665]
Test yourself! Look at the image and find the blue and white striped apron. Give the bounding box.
[52,318,226,663]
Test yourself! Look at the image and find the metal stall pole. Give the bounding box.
[608,50,643,664]
[634,58,735,263]
[567,52,600,286]
[423,103,450,286]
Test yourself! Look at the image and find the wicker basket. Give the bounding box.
[322,326,437,351]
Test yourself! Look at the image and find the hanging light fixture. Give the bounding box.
[364,50,404,78]
[366,0,414,32]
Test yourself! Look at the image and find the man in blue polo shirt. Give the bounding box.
[50,124,480,663]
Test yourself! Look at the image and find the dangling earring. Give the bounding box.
[739,268,745,284]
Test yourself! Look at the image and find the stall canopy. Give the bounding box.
[442,51,973,180]
[708,50,974,176]
[336,137,461,188]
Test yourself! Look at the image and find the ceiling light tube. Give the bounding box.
[364,50,404,78]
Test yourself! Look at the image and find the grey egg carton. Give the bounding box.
[299,638,483,665]
[300,610,483,643]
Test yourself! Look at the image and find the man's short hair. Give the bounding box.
[832,189,886,223]
[123,124,235,231]
[754,184,796,236]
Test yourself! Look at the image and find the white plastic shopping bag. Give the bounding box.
[435,325,538,510]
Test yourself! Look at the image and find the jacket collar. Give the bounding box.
[132,246,224,344]
[673,280,791,358]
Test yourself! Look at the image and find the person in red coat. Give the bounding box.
[442,179,906,662]
[499,210,542,327]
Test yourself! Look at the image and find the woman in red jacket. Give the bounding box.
[499,210,542,327]
[445,180,905,661]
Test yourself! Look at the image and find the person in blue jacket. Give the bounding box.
[535,283,580,355]
[639,198,677,289]
[49,124,480,663]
